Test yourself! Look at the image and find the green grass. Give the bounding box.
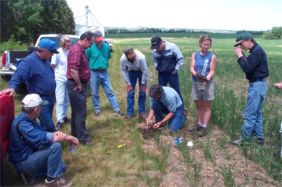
[220,166,235,187]
[1,36,282,186]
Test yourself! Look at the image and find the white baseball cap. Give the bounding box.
[21,94,48,107]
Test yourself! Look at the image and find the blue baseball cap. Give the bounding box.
[38,39,59,54]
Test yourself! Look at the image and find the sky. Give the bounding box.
[66,0,282,31]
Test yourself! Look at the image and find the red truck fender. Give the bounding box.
[0,92,15,159]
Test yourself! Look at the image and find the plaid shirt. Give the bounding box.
[67,43,90,82]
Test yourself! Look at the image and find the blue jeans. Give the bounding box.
[158,72,184,102]
[241,80,267,141]
[55,80,69,123]
[15,143,66,179]
[39,95,55,132]
[90,70,120,113]
[152,101,186,132]
[127,70,146,115]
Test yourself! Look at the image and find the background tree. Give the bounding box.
[0,0,75,44]
[263,26,282,39]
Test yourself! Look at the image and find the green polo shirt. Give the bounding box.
[85,42,112,70]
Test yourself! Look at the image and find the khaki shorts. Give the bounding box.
[191,79,215,101]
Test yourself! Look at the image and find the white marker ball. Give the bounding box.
[187,141,193,147]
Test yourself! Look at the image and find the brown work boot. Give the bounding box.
[44,178,72,187]
[188,124,201,133]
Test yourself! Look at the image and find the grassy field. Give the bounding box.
[1,35,282,186]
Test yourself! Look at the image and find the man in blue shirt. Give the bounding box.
[3,39,57,132]
[145,84,186,132]
[9,94,79,186]
[232,32,269,146]
[151,36,185,102]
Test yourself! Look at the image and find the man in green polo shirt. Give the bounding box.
[85,31,124,117]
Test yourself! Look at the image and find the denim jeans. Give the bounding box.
[127,70,146,115]
[55,80,69,123]
[15,143,66,179]
[152,100,186,132]
[241,80,267,141]
[158,72,183,102]
[67,80,89,143]
[39,95,55,132]
[90,70,120,113]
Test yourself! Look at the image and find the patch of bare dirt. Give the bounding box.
[137,122,190,186]
[159,145,190,187]
[187,125,279,187]
[136,114,279,187]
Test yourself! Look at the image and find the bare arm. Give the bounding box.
[190,52,197,76]
[145,109,155,127]
[70,69,82,92]
[206,54,217,81]
[153,112,174,129]
[53,131,80,147]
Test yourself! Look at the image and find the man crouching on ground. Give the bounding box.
[145,84,186,132]
[9,93,79,187]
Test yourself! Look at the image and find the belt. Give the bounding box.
[249,78,266,83]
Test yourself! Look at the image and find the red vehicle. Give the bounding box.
[0,92,14,185]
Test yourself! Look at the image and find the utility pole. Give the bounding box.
[85,5,89,28]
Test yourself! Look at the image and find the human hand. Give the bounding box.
[145,118,153,127]
[73,84,82,92]
[139,84,146,92]
[153,121,163,129]
[127,85,133,92]
[172,69,178,74]
[68,136,80,147]
[196,73,207,82]
[235,47,243,58]
[2,88,15,96]
[274,83,282,89]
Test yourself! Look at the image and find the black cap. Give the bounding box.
[151,36,162,49]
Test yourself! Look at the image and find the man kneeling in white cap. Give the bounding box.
[9,93,79,187]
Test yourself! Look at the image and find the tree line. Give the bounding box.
[0,0,75,44]
[106,27,282,40]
